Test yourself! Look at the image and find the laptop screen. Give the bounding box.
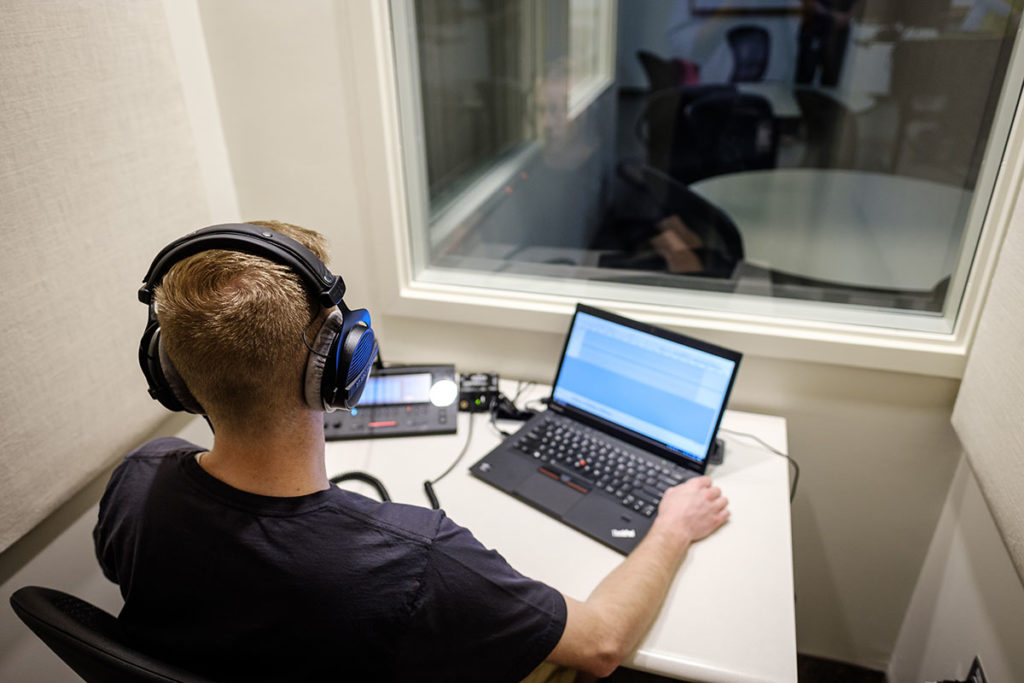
[550,305,741,468]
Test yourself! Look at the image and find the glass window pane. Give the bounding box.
[394,0,1022,332]
[415,0,539,204]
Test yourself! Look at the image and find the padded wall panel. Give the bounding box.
[952,197,1024,584]
[0,1,211,550]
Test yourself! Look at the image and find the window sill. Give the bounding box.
[568,75,614,121]
[384,271,970,379]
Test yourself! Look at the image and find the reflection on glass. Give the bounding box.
[400,0,1021,323]
[415,0,538,204]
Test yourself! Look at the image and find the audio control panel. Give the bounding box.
[324,364,458,440]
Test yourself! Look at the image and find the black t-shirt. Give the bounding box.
[93,438,567,682]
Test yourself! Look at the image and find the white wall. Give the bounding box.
[0,0,221,553]
[888,457,1024,683]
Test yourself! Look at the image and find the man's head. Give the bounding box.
[153,220,329,428]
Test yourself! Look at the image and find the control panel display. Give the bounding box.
[359,373,433,406]
[324,365,458,440]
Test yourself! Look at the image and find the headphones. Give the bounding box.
[137,223,378,415]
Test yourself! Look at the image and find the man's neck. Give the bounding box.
[199,410,329,497]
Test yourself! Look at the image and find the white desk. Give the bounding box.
[736,83,876,119]
[691,169,974,291]
[322,384,796,683]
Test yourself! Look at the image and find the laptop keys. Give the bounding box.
[514,416,692,519]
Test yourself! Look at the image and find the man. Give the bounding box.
[95,220,729,682]
[795,0,861,87]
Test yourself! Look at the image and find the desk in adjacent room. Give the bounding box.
[691,168,974,292]
[736,82,876,120]
[322,382,796,683]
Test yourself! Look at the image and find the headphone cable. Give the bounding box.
[718,427,800,502]
[330,470,392,502]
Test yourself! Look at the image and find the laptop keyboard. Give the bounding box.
[512,416,694,518]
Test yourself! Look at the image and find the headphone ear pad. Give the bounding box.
[154,331,205,414]
[338,324,376,409]
[304,310,345,411]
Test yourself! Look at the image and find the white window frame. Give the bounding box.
[345,2,1024,379]
[567,0,617,120]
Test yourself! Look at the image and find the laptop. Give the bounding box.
[469,304,742,554]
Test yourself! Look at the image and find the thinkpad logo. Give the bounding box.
[611,528,636,538]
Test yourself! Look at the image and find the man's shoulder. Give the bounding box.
[102,437,201,500]
[126,436,203,461]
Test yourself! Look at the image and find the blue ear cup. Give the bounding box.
[322,307,378,411]
[303,308,379,412]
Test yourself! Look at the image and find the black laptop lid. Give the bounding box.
[549,304,742,473]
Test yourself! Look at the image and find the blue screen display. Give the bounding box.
[551,312,736,462]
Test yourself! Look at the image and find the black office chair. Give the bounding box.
[682,89,778,181]
[726,26,771,83]
[9,586,213,683]
[603,162,745,279]
[636,84,739,184]
[636,49,681,92]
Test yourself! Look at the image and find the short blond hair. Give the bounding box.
[154,220,330,425]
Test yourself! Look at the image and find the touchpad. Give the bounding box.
[516,472,585,516]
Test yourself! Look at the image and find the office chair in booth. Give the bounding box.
[637,49,680,92]
[682,89,778,181]
[637,84,760,184]
[9,586,213,683]
[602,162,745,279]
[636,50,700,92]
[726,26,771,83]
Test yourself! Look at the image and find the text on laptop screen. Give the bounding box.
[551,311,736,462]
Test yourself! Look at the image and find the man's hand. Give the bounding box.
[649,476,730,549]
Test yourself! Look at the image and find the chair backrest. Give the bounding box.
[616,162,745,278]
[681,90,778,181]
[636,50,680,92]
[726,26,771,83]
[9,586,213,683]
[639,84,737,182]
[645,168,745,277]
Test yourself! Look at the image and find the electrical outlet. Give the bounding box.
[966,656,987,683]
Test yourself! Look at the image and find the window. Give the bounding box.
[391,0,1023,337]
[568,0,616,118]
[413,0,540,206]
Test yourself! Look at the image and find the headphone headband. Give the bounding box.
[138,223,346,308]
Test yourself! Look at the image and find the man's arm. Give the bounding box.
[544,476,729,678]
